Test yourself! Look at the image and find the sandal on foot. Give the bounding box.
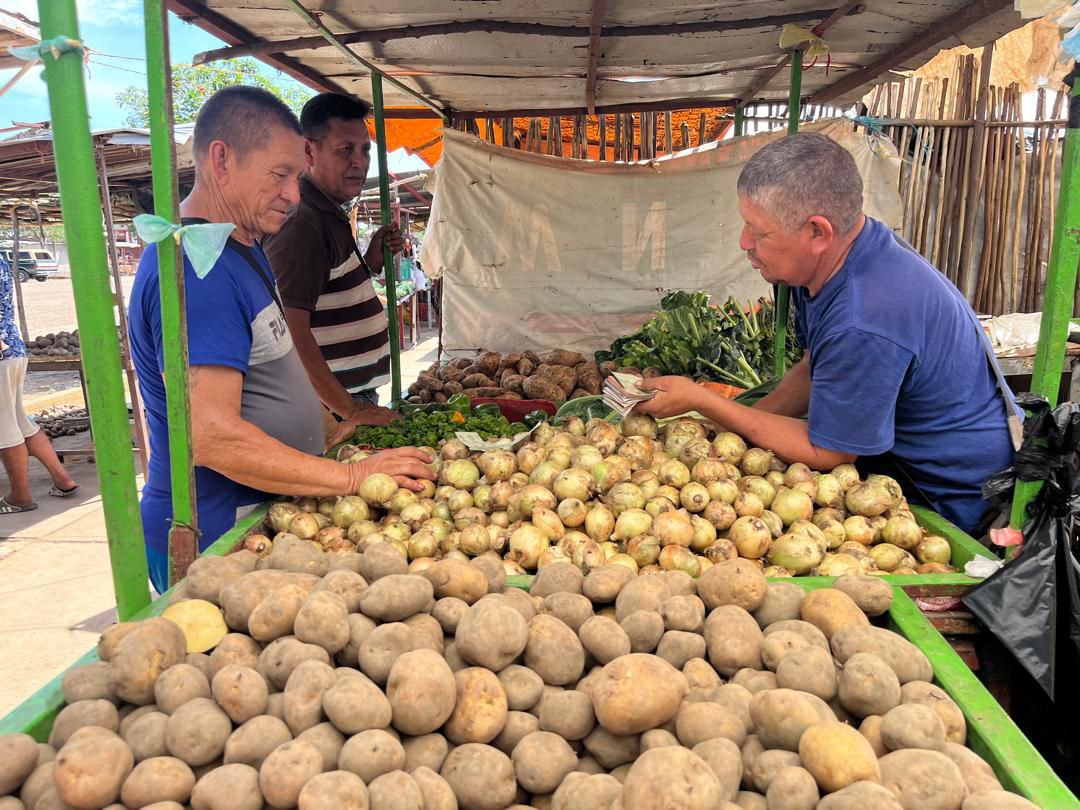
[48,484,79,498]
[0,497,37,514]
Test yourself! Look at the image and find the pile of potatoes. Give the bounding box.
[266,413,959,581]
[27,330,80,358]
[0,550,1036,810]
[407,350,603,404]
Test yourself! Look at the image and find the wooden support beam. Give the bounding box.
[168,0,348,94]
[810,0,1013,104]
[193,7,862,65]
[736,0,863,108]
[585,0,607,115]
[382,96,733,120]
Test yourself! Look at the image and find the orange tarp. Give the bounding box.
[373,107,734,165]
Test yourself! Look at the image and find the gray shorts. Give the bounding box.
[0,357,38,449]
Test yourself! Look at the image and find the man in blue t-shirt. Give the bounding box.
[637,133,1016,534]
[128,87,433,592]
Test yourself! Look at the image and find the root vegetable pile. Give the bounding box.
[267,413,957,579]
[1,561,1034,810]
[27,330,80,357]
[408,350,603,404]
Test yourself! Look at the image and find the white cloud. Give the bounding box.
[4,0,140,27]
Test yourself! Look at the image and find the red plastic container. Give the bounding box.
[470,398,557,422]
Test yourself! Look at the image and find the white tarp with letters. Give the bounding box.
[420,120,902,355]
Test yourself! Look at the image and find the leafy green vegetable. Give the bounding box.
[595,292,802,388]
[555,396,620,423]
[352,406,516,448]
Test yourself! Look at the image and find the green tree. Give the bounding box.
[116,58,313,127]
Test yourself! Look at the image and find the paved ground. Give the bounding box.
[0,326,439,722]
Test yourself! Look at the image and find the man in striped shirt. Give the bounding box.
[264,93,402,428]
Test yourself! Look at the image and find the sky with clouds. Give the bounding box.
[1,0,307,130]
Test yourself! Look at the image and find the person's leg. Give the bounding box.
[25,429,76,491]
[0,358,33,507]
[0,442,31,506]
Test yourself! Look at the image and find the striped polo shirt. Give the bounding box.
[264,175,391,394]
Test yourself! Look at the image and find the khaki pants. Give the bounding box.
[0,357,37,450]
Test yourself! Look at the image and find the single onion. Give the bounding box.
[712,432,747,464]
[733,492,765,518]
[552,467,594,501]
[613,508,653,541]
[645,496,677,518]
[679,482,710,513]
[771,488,814,527]
[631,470,660,499]
[691,458,727,485]
[268,502,301,534]
[703,538,738,563]
[529,461,563,490]
[532,506,567,541]
[442,459,481,491]
[557,498,588,528]
[707,478,739,505]
[508,524,551,569]
[627,535,661,567]
[586,422,621,456]
[459,525,491,555]
[728,516,772,559]
[831,463,860,491]
[477,449,517,482]
[657,459,691,488]
[916,535,951,565]
[658,544,701,577]
[621,412,658,439]
[518,484,558,516]
[689,515,717,552]
[407,529,439,560]
[358,473,398,506]
[740,447,774,477]
[288,512,321,540]
[653,510,695,548]
[608,553,639,573]
[584,504,616,543]
[702,500,737,531]
[453,507,487,531]
[297,496,319,513]
[516,443,547,474]
[606,483,646,516]
[571,445,605,471]
[739,476,776,508]
[563,416,586,437]
[447,489,474,514]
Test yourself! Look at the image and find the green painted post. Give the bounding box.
[144,0,199,585]
[371,73,402,402]
[1010,67,1080,528]
[773,49,803,379]
[734,106,744,137]
[37,0,151,619]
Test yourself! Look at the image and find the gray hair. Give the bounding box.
[193,86,301,161]
[737,132,863,234]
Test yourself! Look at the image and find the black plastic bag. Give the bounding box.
[963,394,1080,699]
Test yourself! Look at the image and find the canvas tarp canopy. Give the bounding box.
[420,119,902,355]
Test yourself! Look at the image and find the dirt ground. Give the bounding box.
[15,276,136,398]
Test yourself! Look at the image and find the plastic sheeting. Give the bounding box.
[965,393,1080,699]
[420,120,903,355]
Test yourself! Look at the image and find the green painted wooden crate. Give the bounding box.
[5,504,1047,803]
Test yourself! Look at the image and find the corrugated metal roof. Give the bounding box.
[175,0,1028,114]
